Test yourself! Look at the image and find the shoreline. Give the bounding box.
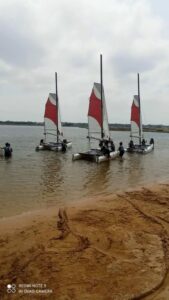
[1,183,169,299]
[0,178,168,221]
[1,122,169,133]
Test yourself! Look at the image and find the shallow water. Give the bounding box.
[0,125,169,218]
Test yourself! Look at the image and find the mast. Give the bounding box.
[137,73,142,145]
[100,54,104,139]
[55,72,59,142]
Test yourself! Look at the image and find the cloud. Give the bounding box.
[0,0,169,124]
[0,1,46,68]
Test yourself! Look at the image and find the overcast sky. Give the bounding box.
[0,0,169,124]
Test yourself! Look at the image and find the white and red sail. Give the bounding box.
[88,82,110,140]
[130,95,142,140]
[44,93,63,141]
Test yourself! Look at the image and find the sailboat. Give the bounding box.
[127,73,154,154]
[36,73,72,151]
[72,54,119,163]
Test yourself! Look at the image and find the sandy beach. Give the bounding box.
[0,183,169,299]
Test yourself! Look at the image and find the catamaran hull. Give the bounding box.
[0,148,4,157]
[72,150,119,163]
[36,142,72,152]
[97,150,119,163]
[127,144,154,154]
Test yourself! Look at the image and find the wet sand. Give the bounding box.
[0,183,169,299]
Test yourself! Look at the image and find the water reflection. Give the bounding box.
[40,153,63,195]
[0,126,169,218]
[36,152,67,210]
[84,162,112,196]
[126,154,144,185]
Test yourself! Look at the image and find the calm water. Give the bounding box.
[0,125,169,218]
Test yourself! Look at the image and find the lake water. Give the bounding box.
[0,125,169,218]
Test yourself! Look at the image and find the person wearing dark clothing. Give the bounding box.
[142,139,146,146]
[101,144,110,158]
[40,139,44,145]
[61,141,67,153]
[99,139,103,147]
[129,140,134,149]
[109,139,115,152]
[150,138,154,145]
[118,142,124,158]
[104,140,109,147]
[4,143,13,158]
[105,147,110,158]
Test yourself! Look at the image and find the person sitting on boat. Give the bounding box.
[129,140,134,149]
[99,140,103,148]
[104,140,109,147]
[118,142,124,158]
[4,143,13,158]
[150,138,154,145]
[101,142,110,158]
[40,139,44,145]
[105,140,111,157]
[142,138,146,146]
[110,140,115,152]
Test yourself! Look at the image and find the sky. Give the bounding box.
[0,0,169,125]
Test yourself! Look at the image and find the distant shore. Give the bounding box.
[0,183,169,299]
[1,121,169,133]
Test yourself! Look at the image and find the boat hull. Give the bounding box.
[127,144,154,154]
[0,148,4,157]
[72,149,119,163]
[36,141,72,152]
